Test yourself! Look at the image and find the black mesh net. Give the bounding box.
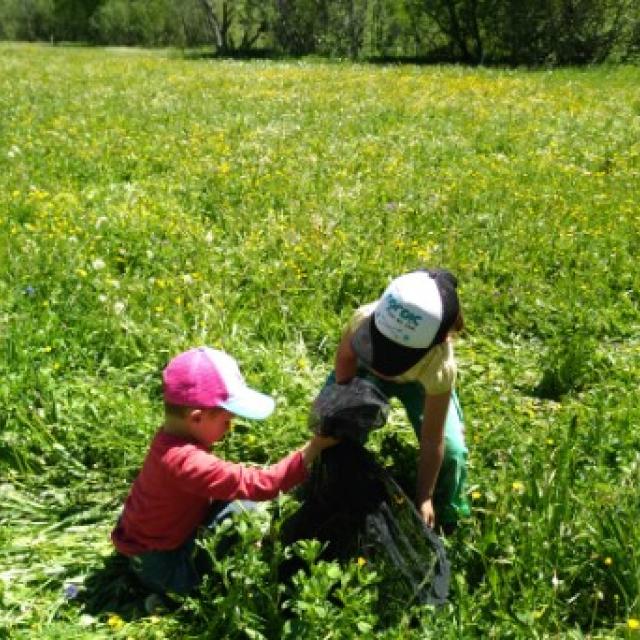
[308,377,390,441]
[281,379,450,607]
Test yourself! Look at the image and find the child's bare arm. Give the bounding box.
[334,331,358,383]
[300,434,339,469]
[415,391,450,527]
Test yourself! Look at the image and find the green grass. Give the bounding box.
[1,43,639,638]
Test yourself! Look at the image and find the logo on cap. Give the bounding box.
[384,293,423,328]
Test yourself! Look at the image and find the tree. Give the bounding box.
[418,0,499,63]
[273,0,321,55]
[52,0,104,41]
[0,0,56,40]
[545,0,630,64]
[198,0,271,54]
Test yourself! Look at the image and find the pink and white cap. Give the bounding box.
[163,347,275,420]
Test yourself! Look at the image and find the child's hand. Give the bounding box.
[301,435,340,469]
[418,498,436,529]
[311,434,340,450]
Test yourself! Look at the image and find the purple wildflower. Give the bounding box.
[63,583,80,600]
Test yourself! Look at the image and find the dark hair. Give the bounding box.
[164,403,191,418]
[424,268,460,344]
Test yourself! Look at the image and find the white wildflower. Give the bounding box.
[78,614,96,627]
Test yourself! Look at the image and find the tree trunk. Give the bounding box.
[199,0,235,52]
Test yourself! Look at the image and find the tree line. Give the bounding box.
[1,0,639,65]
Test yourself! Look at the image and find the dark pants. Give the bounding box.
[129,499,257,595]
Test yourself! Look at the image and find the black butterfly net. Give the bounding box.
[281,378,450,608]
[308,375,390,440]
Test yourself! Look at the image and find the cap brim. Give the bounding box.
[219,388,275,420]
[351,315,427,377]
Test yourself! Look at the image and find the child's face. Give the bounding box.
[189,407,234,447]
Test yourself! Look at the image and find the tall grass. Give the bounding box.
[1,43,639,638]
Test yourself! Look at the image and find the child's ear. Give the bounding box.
[188,408,204,424]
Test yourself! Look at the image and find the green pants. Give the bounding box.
[327,371,470,525]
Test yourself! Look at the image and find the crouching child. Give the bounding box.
[111,346,337,596]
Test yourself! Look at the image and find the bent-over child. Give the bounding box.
[329,269,470,532]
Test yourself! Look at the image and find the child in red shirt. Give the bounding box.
[112,346,336,595]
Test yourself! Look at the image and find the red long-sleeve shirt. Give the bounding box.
[111,430,307,556]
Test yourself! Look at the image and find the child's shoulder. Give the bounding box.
[152,431,214,474]
[151,430,203,458]
[347,301,377,331]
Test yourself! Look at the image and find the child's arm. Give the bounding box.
[415,391,450,528]
[300,434,339,469]
[334,330,358,383]
[167,436,338,502]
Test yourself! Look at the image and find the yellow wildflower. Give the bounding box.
[512,481,525,493]
[628,619,640,630]
[107,614,124,630]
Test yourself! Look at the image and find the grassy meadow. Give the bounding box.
[1,43,640,638]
